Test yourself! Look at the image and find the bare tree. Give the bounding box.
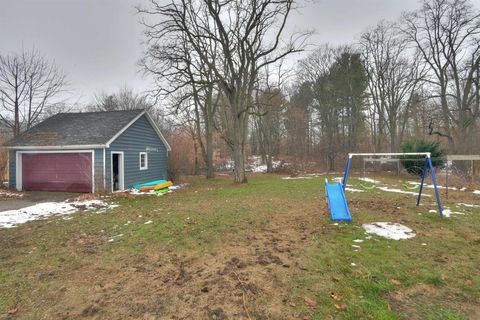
[138,0,309,183]
[139,7,219,179]
[0,49,67,137]
[89,86,152,111]
[360,20,425,152]
[402,0,480,152]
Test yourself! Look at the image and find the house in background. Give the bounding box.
[5,110,170,193]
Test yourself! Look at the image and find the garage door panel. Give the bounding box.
[22,153,92,192]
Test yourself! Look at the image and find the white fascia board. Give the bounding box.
[5,144,105,150]
[144,112,172,151]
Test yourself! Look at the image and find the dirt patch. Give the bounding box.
[388,284,480,320]
[10,197,313,319]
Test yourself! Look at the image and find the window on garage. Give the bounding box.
[139,152,148,170]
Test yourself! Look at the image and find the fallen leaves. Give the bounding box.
[304,296,317,309]
[8,307,18,315]
[334,303,347,311]
[391,279,401,285]
[330,292,343,301]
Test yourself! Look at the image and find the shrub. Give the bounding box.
[400,139,445,176]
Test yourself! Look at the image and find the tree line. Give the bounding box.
[137,0,480,180]
[1,0,479,184]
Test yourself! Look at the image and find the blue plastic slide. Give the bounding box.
[324,180,352,222]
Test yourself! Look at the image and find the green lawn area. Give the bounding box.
[1,174,479,319]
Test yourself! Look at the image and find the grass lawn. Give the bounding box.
[1,174,479,319]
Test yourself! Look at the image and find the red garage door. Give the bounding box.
[22,152,93,192]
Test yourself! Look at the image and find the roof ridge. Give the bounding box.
[55,109,145,115]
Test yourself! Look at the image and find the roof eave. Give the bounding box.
[1,144,106,150]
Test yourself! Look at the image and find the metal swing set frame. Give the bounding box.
[342,152,444,217]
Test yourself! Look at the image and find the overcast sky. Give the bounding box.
[0,0,423,105]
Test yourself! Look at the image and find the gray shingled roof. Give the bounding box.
[7,110,144,147]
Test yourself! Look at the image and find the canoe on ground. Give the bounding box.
[154,181,173,190]
[154,188,170,195]
[133,180,166,190]
[139,181,173,192]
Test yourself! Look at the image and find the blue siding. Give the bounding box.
[93,148,104,192]
[7,149,103,192]
[106,114,168,190]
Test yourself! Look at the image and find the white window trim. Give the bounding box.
[139,152,148,170]
[111,151,125,192]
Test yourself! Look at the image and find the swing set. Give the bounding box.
[344,152,443,216]
[324,152,444,221]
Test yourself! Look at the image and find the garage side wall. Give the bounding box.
[93,149,104,192]
[106,115,168,190]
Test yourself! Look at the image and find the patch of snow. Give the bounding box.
[332,177,343,182]
[0,200,118,229]
[304,173,325,177]
[168,183,188,190]
[457,203,480,208]
[362,222,416,240]
[377,186,430,196]
[473,190,480,195]
[442,209,465,217]
[129,188,155,195]
[353,239,364,243]
[281,176,313,180]
[358,177,380,184]
[407,181,456,190]
[352,245,361,249]
[429,209,436,213]
[144,220,153,224]
[350,262,357,266]
[0,191,24,198]
[421,243,427,246]
[345,187,364,193]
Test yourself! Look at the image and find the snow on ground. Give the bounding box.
[407,182,480,195]
[281,176,314,180]
[0,200,118,229]
[0,190,24,198]
[457,203,480,208]
[358,177,380,184]
[248,155,284,173]
[377,186,430,196]
[345,187,364,193]
[442,209,465,217]
[362,222,416,240]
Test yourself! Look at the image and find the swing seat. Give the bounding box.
[360,183,377,190]
[402,183,419,191]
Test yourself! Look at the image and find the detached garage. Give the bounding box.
[6,110,170,193]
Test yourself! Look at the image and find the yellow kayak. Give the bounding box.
[154,181,173,190]
[139,181,173,192]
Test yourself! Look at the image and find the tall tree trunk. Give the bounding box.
[205,124,215,179]
[232,140,247,183]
